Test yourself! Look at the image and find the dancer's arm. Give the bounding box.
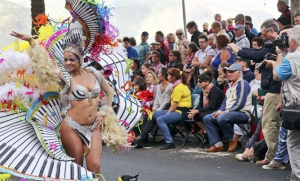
[99,73,114,106]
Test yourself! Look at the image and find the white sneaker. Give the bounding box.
[235,154,247,161]
[262,161,285,170]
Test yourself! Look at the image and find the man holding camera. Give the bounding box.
[265,25,300,180]
[228,19,282,166]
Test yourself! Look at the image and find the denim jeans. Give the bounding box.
[274,127,289,164]
[203,111,249,146]
[156,110,183,143]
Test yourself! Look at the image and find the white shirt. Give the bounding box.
[196,45,216,74]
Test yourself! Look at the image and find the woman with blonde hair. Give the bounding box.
[173,29,189,60]
[167,33,176,51]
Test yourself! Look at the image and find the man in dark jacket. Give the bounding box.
[228,19,281,167]
[277,0,291,25]
[186,21,202,48]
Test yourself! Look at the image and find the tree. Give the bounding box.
[291,0,300,24]
[31,0,45,36]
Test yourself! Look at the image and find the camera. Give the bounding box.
[255,53,277,72]
[264,32,289,48]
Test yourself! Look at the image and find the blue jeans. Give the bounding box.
[203,111,249,146]
[274,127,289,164]
[156,110,183,143]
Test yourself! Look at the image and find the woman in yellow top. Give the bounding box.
[155,68,192,150]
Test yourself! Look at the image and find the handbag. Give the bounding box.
[281,84,300,131]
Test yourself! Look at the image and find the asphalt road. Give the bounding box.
[101,138,291,181]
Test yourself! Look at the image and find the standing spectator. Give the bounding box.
[237,57,255,83]
[211,35,234,73]
[156,68,192,150]
[174,28,189,61]
[232,14,252,44]
[203,64,252,152]
[209,14,222,34]
[183,42,198,88]
[129,37,137,49]
[234,25,250,48]
[155,31,169,61]
[134,67,173,148]
[245,15,259,36]
[245,22,257,39]
[188,72,225,133]
[220,20,234,42]
[203,22,210,35]
[186,21,202,48]
[136,31,151,65]
[252,37,264,49]
[167,50,184,71]
[295,14,300,25]
[264,25,300,179]
[277,0,291,25]
[123,37,138,59]
[276,16,290,30]
[192,35,216,74]
[227,18,235,32]
[151,51,164,75]
[166,33,176,51]
[150,42,166,64]
[211,21,230,41]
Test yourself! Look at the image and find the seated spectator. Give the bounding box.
[276,16,290,30]
[252,37,264,49]
[150,42,166,64]
[155,31,169,61]
[145,71,159,107]
[220,20,234,42]
[156,68,192,150]
[245,15,259,36]
[211,34,234,77]
[211,21,230,41]
[129,37,137,49]
[203,64,252,152]
[250,65,262,96]
[151,51,164,74]
[192,68,215,95]
[167,33,176,51]
[234,25,250,48]
[188,72,225,133]
[216,62,230,92]
[227,18,235,32]
[134,67,173,148]
[130,58,143,80]
[141,62,155,77]
[186,21,202,48]
[203,22,210,35]
[237,57,255,83]
[192,35,217,75]
[166,50,184,71]
[295,13,300,25]
[174,28,189,61]
[245,22,257,39]
[209,14,222,34]
[207,33,217,49]
[232,14,252,45]
[123,36,138,59]
[183,42,198,89]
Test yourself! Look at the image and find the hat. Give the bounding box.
[232,14,245,21]
[151,42,160,46]
[141,31,149,36]
[234,25,245,31]
[280,0,289,6]
[227,64,242,71]
[237,57,251,66]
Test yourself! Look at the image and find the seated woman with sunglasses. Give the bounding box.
[166,50,184,71]
[188,73,225,133]
[155,68,192,150]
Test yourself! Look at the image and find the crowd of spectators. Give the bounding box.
[117,0,300,179]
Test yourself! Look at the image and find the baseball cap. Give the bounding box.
[227,64,242,71]
[232,14,245,21]
[150,42,160,46]
[234,25,245,31]
[237,57,251,66]
[280,0,289,6]
[141,31,149,36]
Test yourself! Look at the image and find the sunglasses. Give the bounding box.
[176,33,183,36]
[198,80,203,83]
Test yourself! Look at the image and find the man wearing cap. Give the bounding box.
[136,31,151,65]
[203,64,252,152]
[237,57,255,83]
[234,25,250,48]
[232,14,252,45]
[150,42,166,65]
[277,0,291,25]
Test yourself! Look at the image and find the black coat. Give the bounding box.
[191,30,202,48]
[196,86,225,112]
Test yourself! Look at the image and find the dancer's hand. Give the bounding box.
[95,116,105,130]
[10,31,35,46]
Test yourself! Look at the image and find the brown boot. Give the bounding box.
[205,145,225,152]
[228,135,239,152]
[256,159,270,166]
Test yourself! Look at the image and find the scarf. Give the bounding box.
[172,79,182,92]
[202,83,214,108]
